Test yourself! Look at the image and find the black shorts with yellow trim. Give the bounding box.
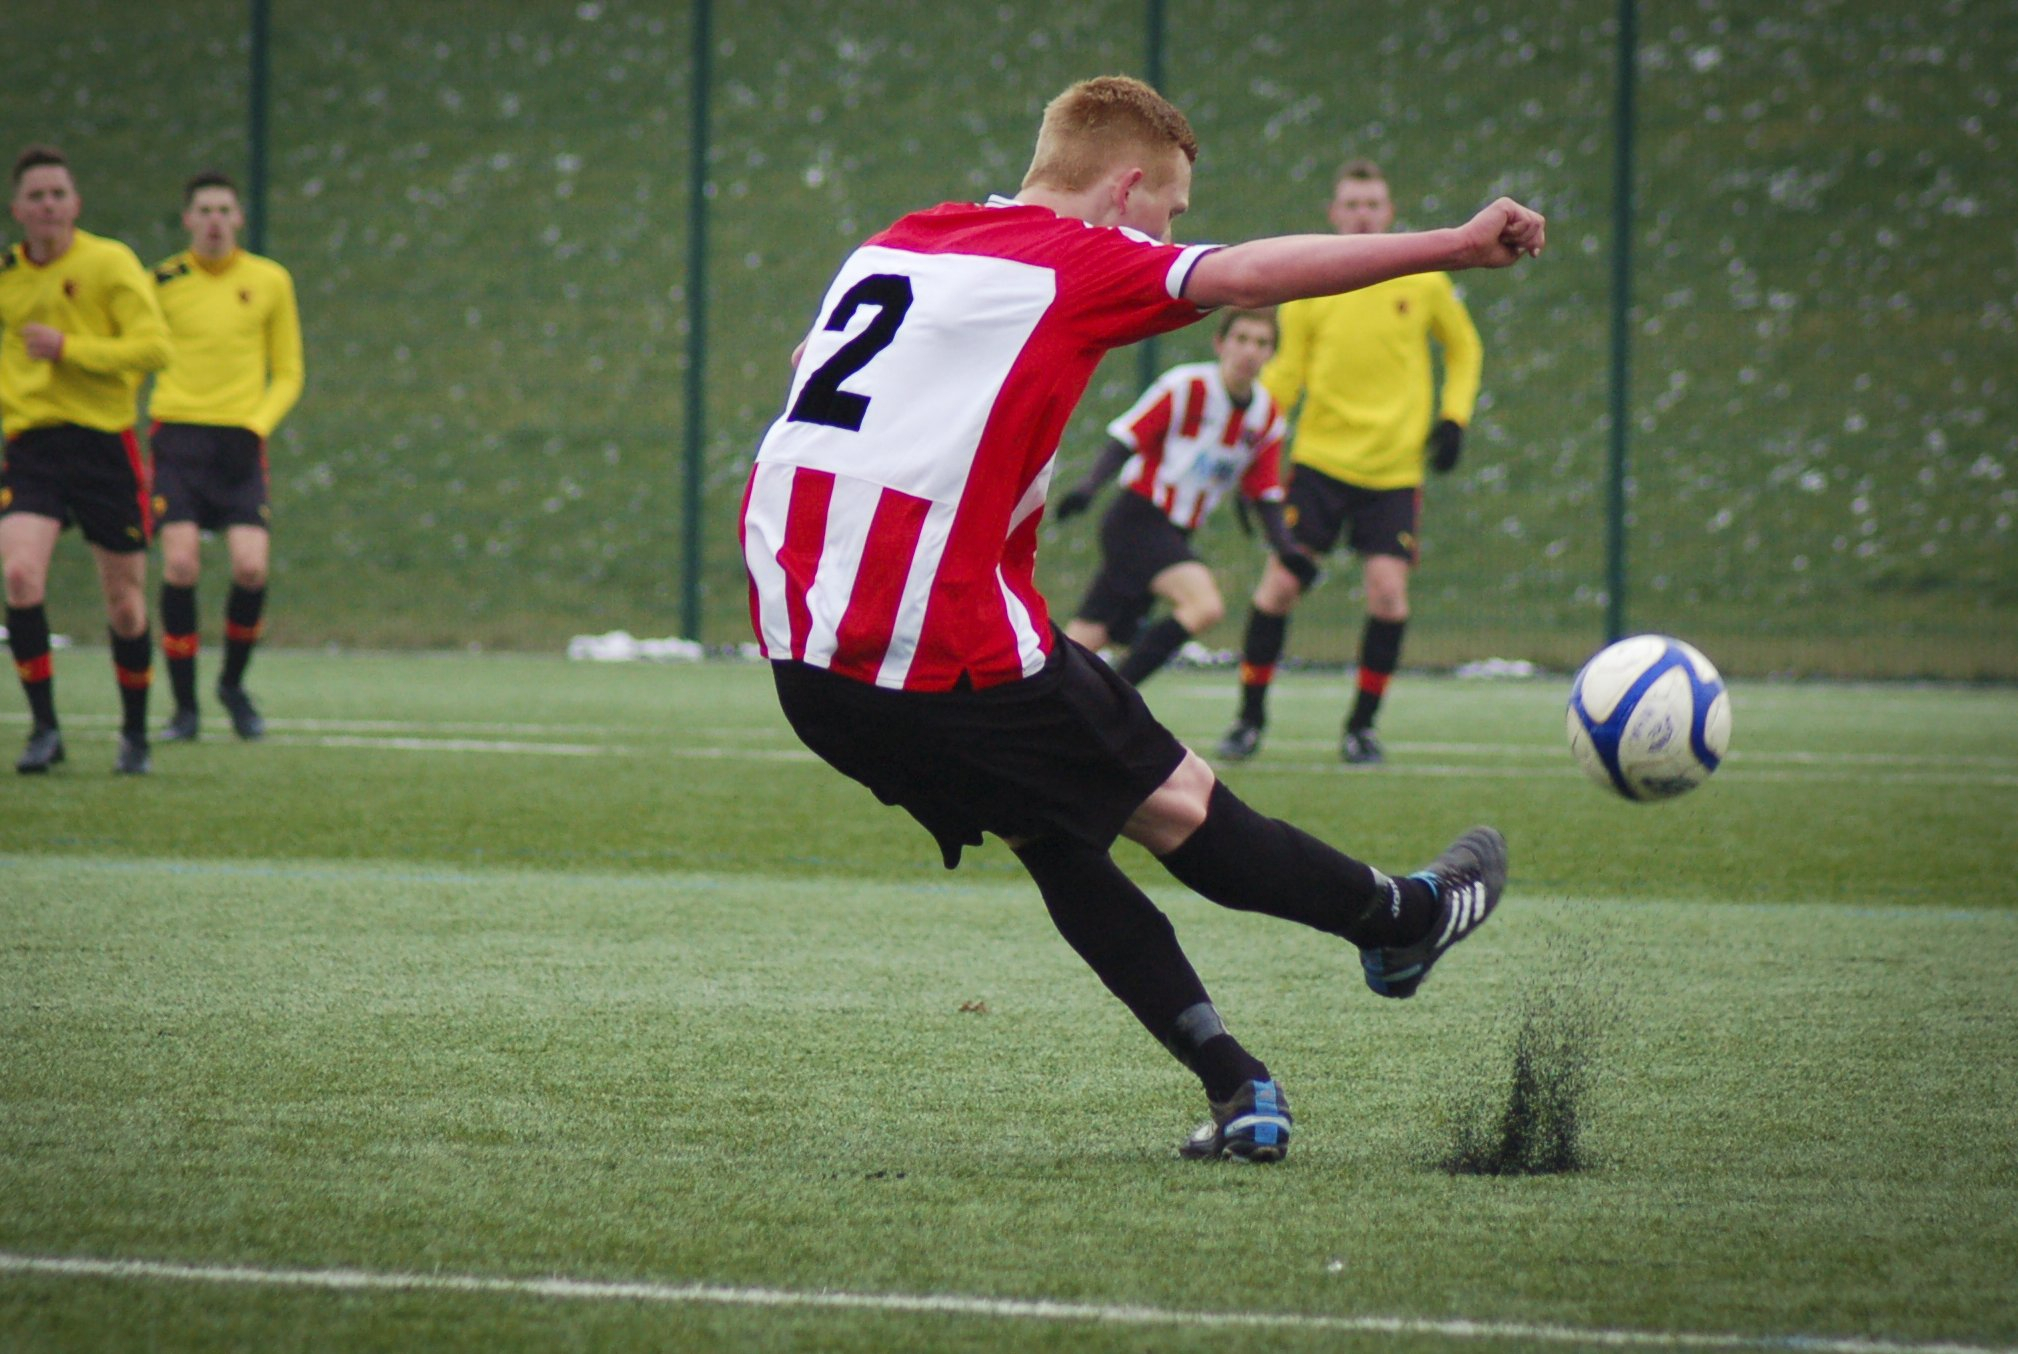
[0,423,151,552]
[771,630,1188,869]
[149,422,271,531]
[1284,463,1421,564]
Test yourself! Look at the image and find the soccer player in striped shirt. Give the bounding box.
[741,77,1541,1161]
[1055,308,1311,686]
[150,171,304,742]
[1,146,173,775]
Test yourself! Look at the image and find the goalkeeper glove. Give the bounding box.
[1429,419,1464,475]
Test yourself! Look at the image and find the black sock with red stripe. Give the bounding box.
[1116,616,1189,686]
[161,583,199,711]
[1014,836,1269,1101]
[221,585,265,688]
[1158,781,1436,948]
[110,628,152,738]
[1347,617,1406,733]
[1237,610,1288,726]
[7,604,58,728]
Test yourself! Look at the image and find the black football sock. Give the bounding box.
[1015,836,1268,1101]
[1347,617,1406,732]
[221,585,266,688]
[161,583,199,711]
[1158,781,1436,948]
[110,628,152,738]
[1237,609,1288,726]
[7,604,58,728]
[1116,616,1190,686]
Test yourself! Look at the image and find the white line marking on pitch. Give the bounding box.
[6,713,2011,780]
[261,734,615,756]
[0,1253,2006,1354]
[1242,738,2018,771]
[1220,760,2018,788]
[0,712,640,736]
[262,737,818,762]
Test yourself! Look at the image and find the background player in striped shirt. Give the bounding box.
[1218,158,1484,766]
[1055,308,1312,686]
[150,171,305,743]
[742,77,1540,1161]
[1,145,172,775]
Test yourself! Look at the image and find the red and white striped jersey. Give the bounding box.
[741,197,1215,691]
[1107,362,1285,530]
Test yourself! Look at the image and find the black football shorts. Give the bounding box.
[1074,490,1200,643]
[150,422,271,531]
[0,423,151,552]
[1284,464,1421,564]
[772,630,1188,868]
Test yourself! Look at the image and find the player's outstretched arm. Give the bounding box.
[1186,198,1545,311]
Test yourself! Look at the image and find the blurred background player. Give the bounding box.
[0,145,172,774]
[1054,308,1303,685]
[149,170,304,742]
[1216,158,1482,766]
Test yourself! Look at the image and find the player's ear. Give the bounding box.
[1111,165,1146,216]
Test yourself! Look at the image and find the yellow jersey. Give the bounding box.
[149,248,304,437]
[0,229,171,438]
[1261,271,1482,490]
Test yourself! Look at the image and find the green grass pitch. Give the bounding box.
[3,650,2015,1351]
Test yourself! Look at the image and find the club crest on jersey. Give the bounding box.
[239,289,252,305]
[1395,298,1410,315]
[63,279,78,299]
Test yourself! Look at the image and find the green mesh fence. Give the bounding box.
[7,0,2014,676]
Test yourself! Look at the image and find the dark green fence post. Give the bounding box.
[1605,0,1637,643]
[247,0,271,253]
[682,0,713,643]
[1137,0,1166,392]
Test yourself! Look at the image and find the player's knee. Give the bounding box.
[1124,750,1216,854]
[1369,594,1409,624]
[231,562,268,590]
[1255,563,1303,613]
[1064,618,1106,650]
[1180,595,1225,633]
[106,595,148,637]
[3,560,47,606]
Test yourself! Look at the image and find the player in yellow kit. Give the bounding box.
[1,146,172,774]
[1216,159,1482,766]
[149,171,303,742]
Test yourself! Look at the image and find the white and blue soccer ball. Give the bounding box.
[1566,634,1731,801]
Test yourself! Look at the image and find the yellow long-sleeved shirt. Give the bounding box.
[0,229,172,439]
[148,249,304,437]
[1261,271,1482,490]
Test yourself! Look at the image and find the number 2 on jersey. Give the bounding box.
[787,273,914,431]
